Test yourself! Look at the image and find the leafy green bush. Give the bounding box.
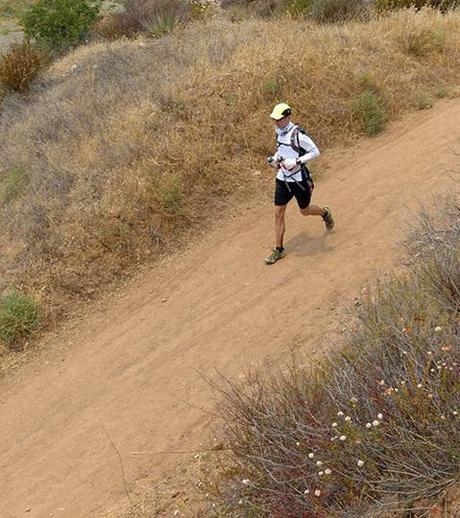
[20,0,100,50]
[0,41,48,92]
[212,201,460,516]
[352,90,388,136]
[0,291,41,349]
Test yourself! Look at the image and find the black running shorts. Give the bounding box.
[274,177,314,209]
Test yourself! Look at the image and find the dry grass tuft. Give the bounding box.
[0,8,459,345]
[0,40,48,91]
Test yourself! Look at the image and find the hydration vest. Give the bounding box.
[276,124,312,180]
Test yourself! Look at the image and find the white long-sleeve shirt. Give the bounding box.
[273,122,320,182]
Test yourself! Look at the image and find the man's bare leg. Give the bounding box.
[275,205,287,248]
[300,204,326,217]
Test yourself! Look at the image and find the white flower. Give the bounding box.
[394,388,399,393]
[400,381,406,385]
[339,435,347,441]
[314,489,321,497]
[357,459,364,467]
[427,351,433,356]
[366,423,372,429]
[379,380,385,386]
[238,500,243,505]
[417,383,422,389]
[304,489,310,495]
[350,397,358,404]
[372,420,379,427]
[435,326,442,332]
[453,411,458,416]
[441,415,446,420]
[332,422,338,428]
[296,442,300,446]
[242,479,250,485]
[337,411,344,417]
[318,471,324,476]
[430,368,435,372]
[308,453,314,459]
[316,460,323,466]
[377,413,383,420]
[345,416,352,422]
[325,469,332,475]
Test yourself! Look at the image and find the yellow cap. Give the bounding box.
[269,103,291,120]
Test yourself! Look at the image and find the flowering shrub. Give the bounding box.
[212,200,460,516]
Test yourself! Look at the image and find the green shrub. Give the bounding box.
[0,41,48,92]
[20,0,100,50]
[0,167,29,203]
[352,90,387,136]
[0,291,41,349]
[158,175,184,216]
[415,91,433,109]
[404,27,446,56]
[261,75,282,100]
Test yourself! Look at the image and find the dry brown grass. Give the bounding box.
[0,8,459,338]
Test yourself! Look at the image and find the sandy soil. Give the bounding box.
[0,99,459,517]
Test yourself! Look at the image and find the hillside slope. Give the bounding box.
[0,99,459,517]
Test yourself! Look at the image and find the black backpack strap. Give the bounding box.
[291,124,308,156]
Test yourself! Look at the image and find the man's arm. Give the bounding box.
[297,133,320,165]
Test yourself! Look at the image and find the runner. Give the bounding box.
[265,102,335,265]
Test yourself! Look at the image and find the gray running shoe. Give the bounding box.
[265,248,286,265]
[322,206,335,231]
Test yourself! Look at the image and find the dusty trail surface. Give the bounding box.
[1,100,459,517]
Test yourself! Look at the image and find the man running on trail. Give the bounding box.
[265,102,335,265]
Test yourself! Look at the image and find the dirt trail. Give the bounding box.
[1,100,459,517]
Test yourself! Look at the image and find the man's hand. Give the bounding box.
[267,156,281,169]
[282,158,298,170]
